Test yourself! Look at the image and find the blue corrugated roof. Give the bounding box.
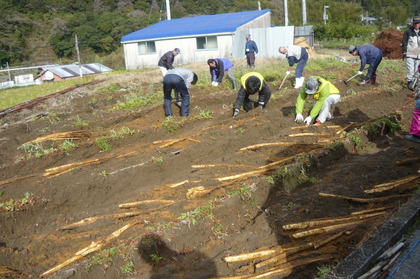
[121,9,271,43]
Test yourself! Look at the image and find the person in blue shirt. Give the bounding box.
[207,58,237,89]
[349,45,383,85]
[245,34,258,68]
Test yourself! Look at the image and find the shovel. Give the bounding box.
[343,73,360,85]
[278,72,290,89]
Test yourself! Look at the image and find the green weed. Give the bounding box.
[161,116,180,133]
[18,142,56,159]
[151,156,163,163]
[266,175,275,185]
[121,261,135,274]
[317,264,332,278]
[60,139,77,154]
[114,91,160,111]
[227,184,252,201]
[0,192,46,212]
[96,137,112,152]
[73,115,89,127]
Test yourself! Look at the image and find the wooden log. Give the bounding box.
[318,192,412,203]
[283,211,387,230]
[41,222,137,277]
[292,219,368,239]
[119,200,174,209]
[364,175,419,193]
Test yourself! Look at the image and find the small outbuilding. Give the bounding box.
[37,63,112,83]
[121,9,295,70]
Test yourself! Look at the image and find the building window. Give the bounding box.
[196,36,218,50]
[138,41,156,54]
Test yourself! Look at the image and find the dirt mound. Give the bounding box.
[374,29,403,59]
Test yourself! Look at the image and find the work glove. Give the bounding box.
[304,116,312,126]
[211,81,219,86]
[233,108,239,117]
[357,71,363,75]
[286,71,290,75]
[259,105,267,113]
[295,113,304,123]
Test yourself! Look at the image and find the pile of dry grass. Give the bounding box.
[373,29,403,59]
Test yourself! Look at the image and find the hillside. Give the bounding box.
[0,52,419,278]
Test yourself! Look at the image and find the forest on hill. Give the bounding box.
[0,0,419,67]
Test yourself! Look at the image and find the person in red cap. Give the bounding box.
[402,15,420,90]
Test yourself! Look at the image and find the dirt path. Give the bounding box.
[0,67,419,278]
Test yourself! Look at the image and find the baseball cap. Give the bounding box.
[245,34,251,39]
[174,48,181,54]
[348,45,357,54]
[305,77,319,94]
[413,15,420,24]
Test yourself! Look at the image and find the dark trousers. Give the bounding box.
[295,49,308,78]
[366,54,383,80]
[163,74,190,117]
[246,52,256,67]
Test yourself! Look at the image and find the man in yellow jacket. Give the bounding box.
[295,76,340,125]
[233,72,271,117]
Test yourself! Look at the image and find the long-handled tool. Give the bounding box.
[278,72,289,89]
[343,73,360,85]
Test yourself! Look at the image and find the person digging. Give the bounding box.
[349,45,382,85]
[279,45,309,89]
[233,72,271,117]
[295,76,340,126]
[405,64,420,143]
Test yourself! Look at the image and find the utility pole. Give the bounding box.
[6,62,11,81]
[302,0,307,25]
[75,35,83,78]
[258,1,261,10]
[323,5,329,25]
[284,0,289,26]
[166,0,171,20]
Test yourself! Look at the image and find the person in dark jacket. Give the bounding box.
[158,48,180,76]
[233,72,271,117]
[349,44,383,85]
[207,58,237,89]
[244,34,258,68]
[163,68,198,117]
[402,15,420,90]
[159,48,181,104]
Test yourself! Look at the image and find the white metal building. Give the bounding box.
[121,9,295,70]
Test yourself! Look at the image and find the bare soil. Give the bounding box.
[0,63,419,279]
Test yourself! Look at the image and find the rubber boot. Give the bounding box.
[294,77,304,89]
[370,76,376,85]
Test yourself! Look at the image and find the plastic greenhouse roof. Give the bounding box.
[121,9,271,43]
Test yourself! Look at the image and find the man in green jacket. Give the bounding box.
[295,76,340,125]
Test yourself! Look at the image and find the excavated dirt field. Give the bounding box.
[0,57,419,279]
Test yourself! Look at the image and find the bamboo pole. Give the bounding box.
[364,174,419,193]
[282,211,387,230]
[336,122,355,135]
[395,157,420,166]
[118,200,174,209]
[318,192,412,203]
[0,174,38,186]
[351,206,396,215]
[239,142,296,151]
[41,222,137,277]
[223,249,280,263]
[168,180,189,188]
[23,130,91,145]
[292,219,368,239]
[289,133,330,137]
[191,164,258,170]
